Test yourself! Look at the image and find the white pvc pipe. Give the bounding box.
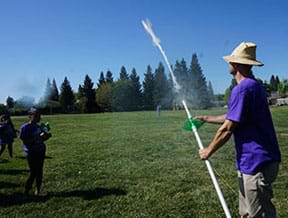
[182,100,231,218]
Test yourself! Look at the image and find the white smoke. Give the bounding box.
[141,19,181,91]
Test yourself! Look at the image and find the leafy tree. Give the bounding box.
[112,80,133,111]
[59,77,75,112]
[143,65,154,110]
[119,66,129,80]
[6,96,15,109]
[96,82,113,112]
[278,79,288,97]
[129,68,143,110]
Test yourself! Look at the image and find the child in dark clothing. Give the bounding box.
[20,108,52,196]
[0,113,17,159]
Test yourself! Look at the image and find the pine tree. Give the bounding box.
[79,75,97,113]
[173,59,189,104]
[143,65,154,110]
[189,54,211,109]
[59,77,75,112]
[44,78,52,102]
[51,79,59,101]
[130,68,143,111]
[119,66,129,80]
[153,62,170,109]
[207,81,214,106]
[98,72,106,87]
[270,75,277,92]
[105,70,113,83]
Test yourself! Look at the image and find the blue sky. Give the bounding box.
[0,0,287,103]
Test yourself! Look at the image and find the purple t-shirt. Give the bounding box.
[226,78,281,175]
[20,122,46,156]
[0,123,15,144]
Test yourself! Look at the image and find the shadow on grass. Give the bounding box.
[0,188,127,207]
[0,169,29,175]
[53,188,127,200]
[0,193,50,207]
[0,181,20,189]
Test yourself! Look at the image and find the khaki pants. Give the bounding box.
[238,162,279,218]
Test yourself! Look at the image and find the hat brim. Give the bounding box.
[223,56,264,66]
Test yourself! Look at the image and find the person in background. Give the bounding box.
[0,112,17,160]
[20,108,52,196]
[195,42,281,217]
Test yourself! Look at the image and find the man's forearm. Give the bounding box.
[195,114,226,124]
[199,119,236,160]
[206,124,233,156]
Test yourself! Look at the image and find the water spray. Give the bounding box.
[141,19,231,218]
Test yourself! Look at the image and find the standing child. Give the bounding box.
[0,112,17,159]
[20,108,52,196]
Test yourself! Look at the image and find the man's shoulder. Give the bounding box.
[232,78,260,94]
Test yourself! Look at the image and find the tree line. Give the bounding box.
[2,53,287,114]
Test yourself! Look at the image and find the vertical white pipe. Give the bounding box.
[182,100,231,218]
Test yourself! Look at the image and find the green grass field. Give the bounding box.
[0,107,287,217]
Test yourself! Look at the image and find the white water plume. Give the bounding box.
[142,19,181,91]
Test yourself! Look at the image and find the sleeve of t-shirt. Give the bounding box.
[20,125,31,141]
[226,88,248,123]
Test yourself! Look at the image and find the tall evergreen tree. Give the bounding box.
[129,68,143,110]
[98,72,106,87]
[270,75,277,92]
[275,76,280,88]
[105,70,113,83]
[79,75,97,113]
[189,54,211,109]
[143,65,154,110]
[51,79,59,101]
[207,81,215,106]
[119,66,129,80]
[173,59,189,104]
[59,77,75,112]
[153,62,170,109]
[44,78,52,102]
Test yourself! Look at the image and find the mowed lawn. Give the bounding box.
[0,107,287,218]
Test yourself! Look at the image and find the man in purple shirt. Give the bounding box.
[195,42,281,218]
[20,108,51,196]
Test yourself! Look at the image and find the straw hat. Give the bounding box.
[223,42,263,66]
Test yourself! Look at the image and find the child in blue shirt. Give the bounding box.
[20,108,51,196]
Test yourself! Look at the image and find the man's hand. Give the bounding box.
[199,148,211,160]
[194,116,207,122]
